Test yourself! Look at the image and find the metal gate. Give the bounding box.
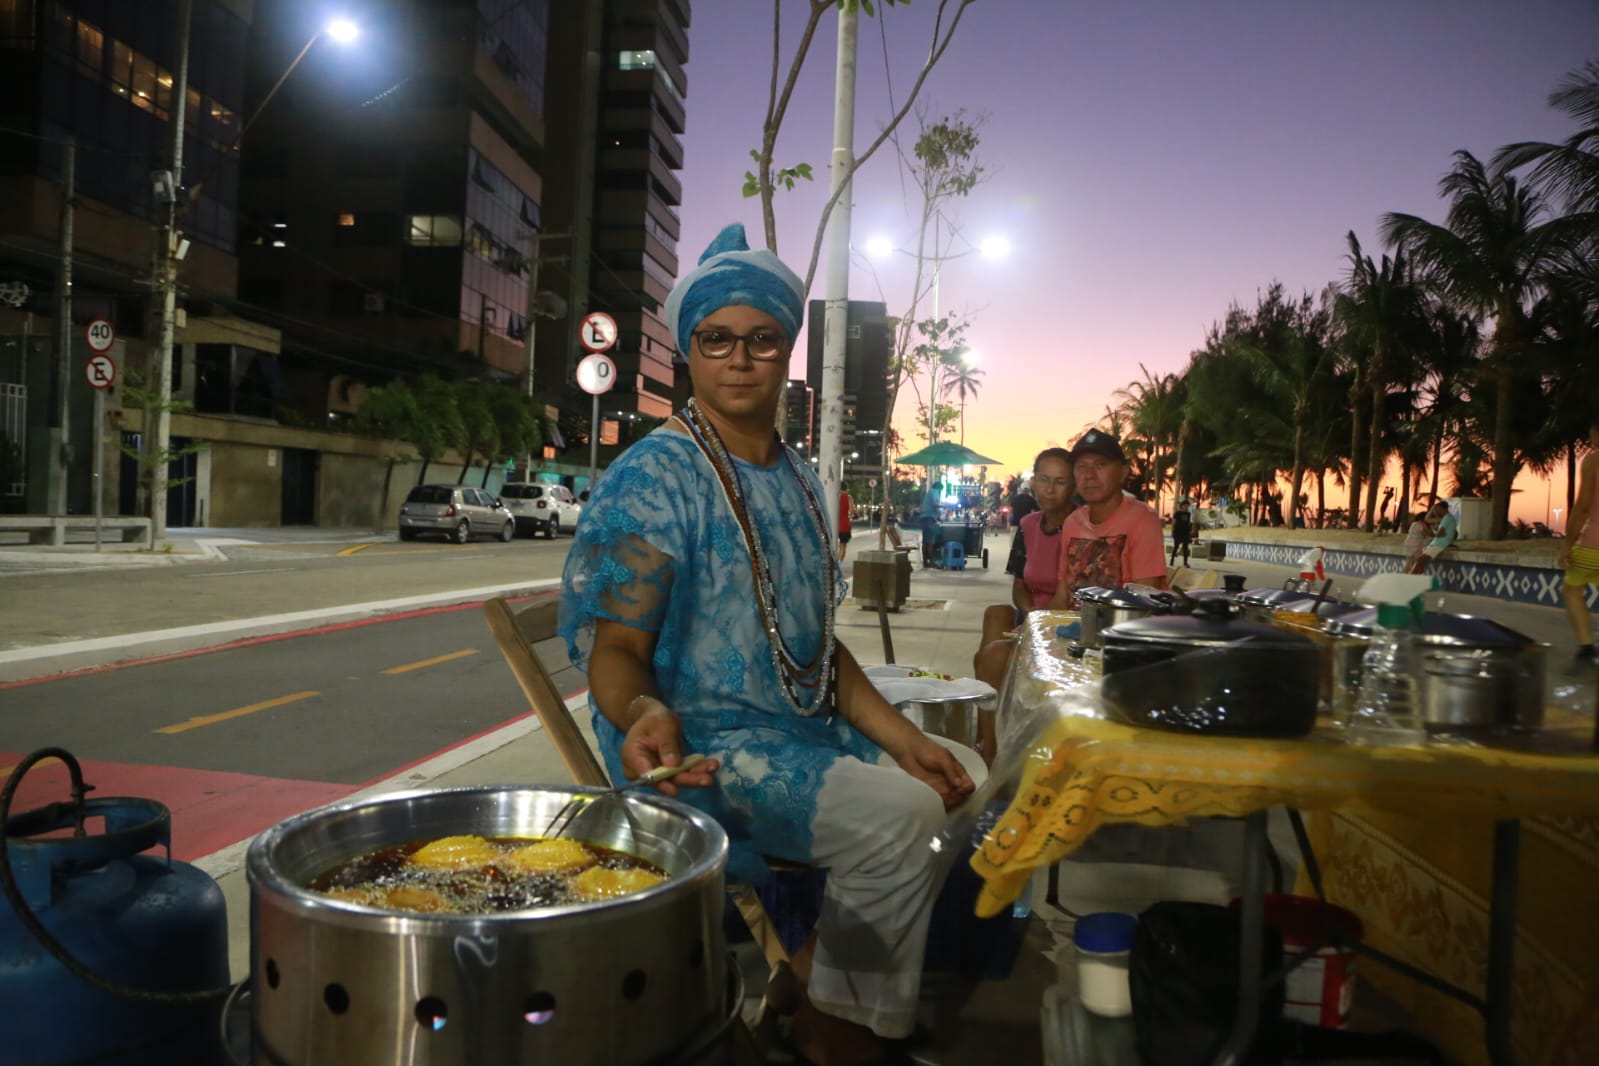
[1,382,24,498]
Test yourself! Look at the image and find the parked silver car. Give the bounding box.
[500,481,582,538]
[397,485,516,544]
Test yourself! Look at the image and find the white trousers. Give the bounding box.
[804,738,987,1038]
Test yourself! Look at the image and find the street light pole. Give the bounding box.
[522,230,571,480]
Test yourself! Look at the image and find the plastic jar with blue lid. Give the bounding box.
[1073,911,1140,1017]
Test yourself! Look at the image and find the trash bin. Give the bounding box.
[1206,541,1227,561]
[853,549,912,612]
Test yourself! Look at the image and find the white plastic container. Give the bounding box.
[1072,912,1139,1018]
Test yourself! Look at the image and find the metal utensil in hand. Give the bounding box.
[544,754,709,839]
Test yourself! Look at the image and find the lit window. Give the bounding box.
[406,215,463,246]
[616,49,656,71]
[75,19,103,78]
[338,213,355,227]
[271,239,286,248]
[109,40,133,97]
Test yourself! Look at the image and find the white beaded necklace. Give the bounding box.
[679,398,837,717]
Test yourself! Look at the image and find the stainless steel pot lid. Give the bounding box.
[1103,612,1317,650]
[1094,586,1168,609]
[1236,587,1316,607]
[1076,586,1115,603]
[1322,608,1535,647]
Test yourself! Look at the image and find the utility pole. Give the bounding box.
[146,0,192,540]
[521,230,570,480]
[48,135,75,517]
[818,4,857,538]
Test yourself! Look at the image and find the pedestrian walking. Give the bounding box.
[1169,499,1193,567]
[1560,419,1599,664]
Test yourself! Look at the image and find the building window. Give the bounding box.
[108,39,133,99]
[185,86,201,130]
[338,213,355,227]
[406,215,463,246]
[75,18,103,76]
[0,0,34,45]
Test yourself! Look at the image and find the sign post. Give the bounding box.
[577,311,619,494]
[84,320,116,551]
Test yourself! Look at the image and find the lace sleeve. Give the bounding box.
[559,436,690,671]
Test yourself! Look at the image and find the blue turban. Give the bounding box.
[665,223,805,357]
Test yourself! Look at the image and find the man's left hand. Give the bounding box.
[897,736,976,809]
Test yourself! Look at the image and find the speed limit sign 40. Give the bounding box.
[85,317,116,352]
[576,353,616,395]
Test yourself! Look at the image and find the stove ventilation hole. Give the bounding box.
[265,959,280,990]
[622,969,647,1000]
[523,991,557,1025]
[415,996,448,1032]
[323,983,350,1015]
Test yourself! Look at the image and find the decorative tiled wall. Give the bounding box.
[1214,540,1590,609]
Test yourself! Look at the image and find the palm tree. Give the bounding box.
[1113,364,1184,512]
[1335,232,1426,531]
[1495,61,1599,213]
[1382,151,1574,538]
[940,356,986,445]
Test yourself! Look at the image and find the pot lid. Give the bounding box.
[1322,608,1535,647]
[1103,611,1317,650]
[1076,586,1114,603]
[1098,586,1168,609]
[1236,587,1316,607]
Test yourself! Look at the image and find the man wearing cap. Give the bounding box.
[560,223,978,1064]
[1052,430,1168,603]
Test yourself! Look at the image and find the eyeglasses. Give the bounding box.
[692,329,788,361]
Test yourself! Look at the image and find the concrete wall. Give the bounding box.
[208,441,283,526]
[319,452,390,530]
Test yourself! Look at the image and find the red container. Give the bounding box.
[1236,894,1363,1028]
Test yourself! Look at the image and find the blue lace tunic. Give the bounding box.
[559,427,881,880]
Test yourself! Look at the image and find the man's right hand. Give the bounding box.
[619,698,718,796]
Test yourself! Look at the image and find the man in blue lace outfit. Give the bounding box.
[560,224,979,1065]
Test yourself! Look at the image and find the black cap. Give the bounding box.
[1069,430,1127,464]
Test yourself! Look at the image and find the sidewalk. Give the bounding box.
[7,527,1589,1063]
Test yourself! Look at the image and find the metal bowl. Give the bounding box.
[248,785,729,1066]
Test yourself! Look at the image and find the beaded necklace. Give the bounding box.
[678,397,836,716]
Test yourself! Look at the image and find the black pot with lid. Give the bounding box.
[1100,599,1322,738]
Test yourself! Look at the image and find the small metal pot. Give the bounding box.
[1077,586,1173,649]
[1235,584,1332,624]
[1100,602,1322,737]
[900,695,988,749]
[1323,610,1546,734]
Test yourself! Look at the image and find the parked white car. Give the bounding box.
[500,482,582,538]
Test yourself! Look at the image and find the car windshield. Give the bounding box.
[500,485,542,500]
[406,486,453,505]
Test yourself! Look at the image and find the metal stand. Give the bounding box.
[1211,810,1268,1066]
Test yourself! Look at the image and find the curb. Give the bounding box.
[0,578,561,683]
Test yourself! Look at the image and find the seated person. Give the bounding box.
[1049,430,1169,606]
[560,223,979,1066]
[972,448,1078,761]
[1401,510,1434,574]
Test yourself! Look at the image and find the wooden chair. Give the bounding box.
[482,596,805,1056]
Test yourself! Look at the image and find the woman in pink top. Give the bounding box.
[971,448,1077,762]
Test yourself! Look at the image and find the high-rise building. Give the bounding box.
[238,0,551,404]
[805,298,889,479]
[536,0,689,440]
[0,0,254,516]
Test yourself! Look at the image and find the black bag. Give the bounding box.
[1130,901,1284,1066]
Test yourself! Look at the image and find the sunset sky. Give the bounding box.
[674,0,1597,527]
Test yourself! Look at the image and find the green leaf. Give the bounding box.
[742,172,760,198]
[794,162,814,179]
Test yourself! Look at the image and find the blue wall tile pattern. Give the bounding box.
[1214,540,1593,610]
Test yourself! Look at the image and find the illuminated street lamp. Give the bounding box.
[146,12,360,537]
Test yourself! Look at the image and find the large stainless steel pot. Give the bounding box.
[248,785,729,1066]
[1077,586,1173,648]
[1323,610,1546,734]
[1100,601,1323,737]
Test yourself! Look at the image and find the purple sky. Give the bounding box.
[675,1,1597,522]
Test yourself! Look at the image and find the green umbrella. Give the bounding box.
[893,441,1003,467]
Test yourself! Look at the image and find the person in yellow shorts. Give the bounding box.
[1560,419,1599,664]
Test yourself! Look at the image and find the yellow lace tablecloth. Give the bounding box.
[970,612,1599,919]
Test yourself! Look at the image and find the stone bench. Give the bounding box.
[0,515,153,547]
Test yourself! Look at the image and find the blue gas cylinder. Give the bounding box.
[2,774,230,1066]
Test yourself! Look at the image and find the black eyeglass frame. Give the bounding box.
[690,329,790,361]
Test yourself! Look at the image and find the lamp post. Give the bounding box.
[144,13,358,538]
[522,230,571,479]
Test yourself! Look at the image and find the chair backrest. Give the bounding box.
[483,596,609,787]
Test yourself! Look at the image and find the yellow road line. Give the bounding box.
[156,691,320,735]
[382,649,479,675]
[337,542,382,556]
